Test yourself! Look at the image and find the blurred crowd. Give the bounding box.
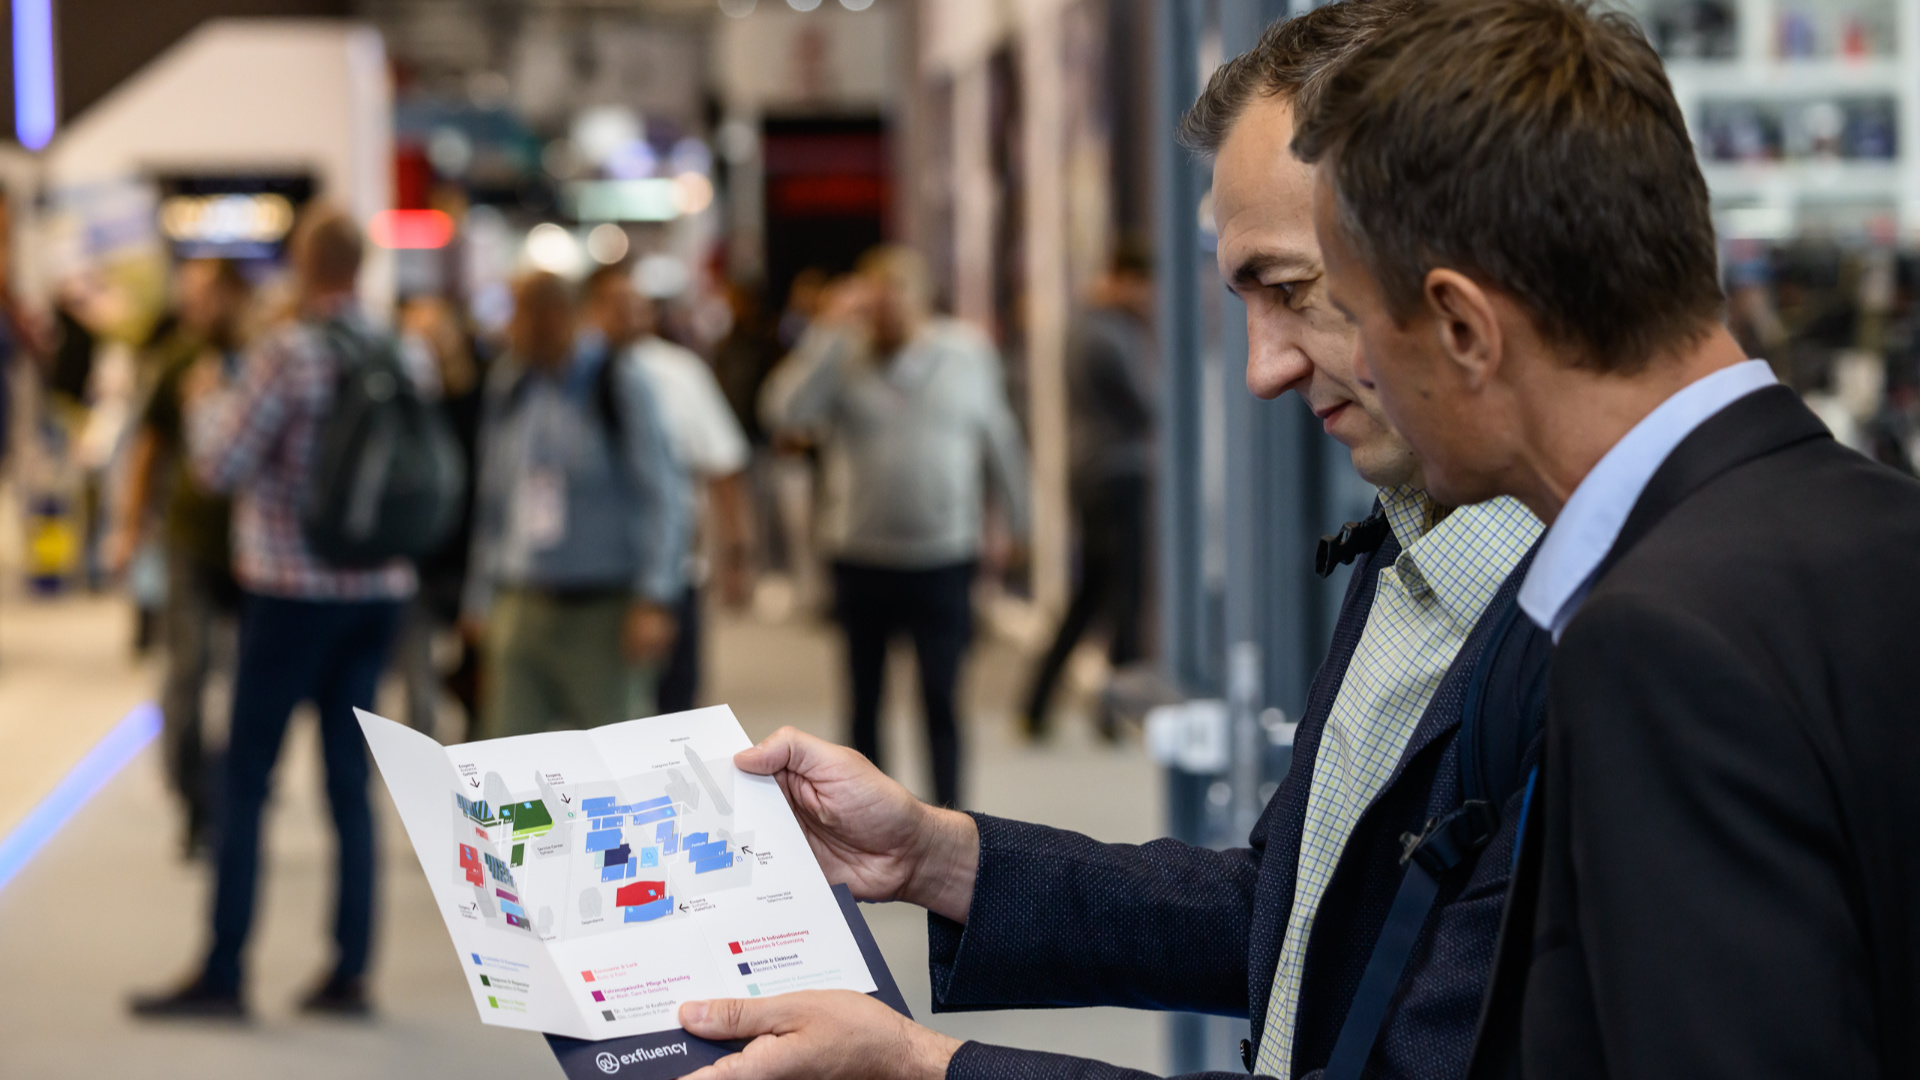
[0,201,1165,1018]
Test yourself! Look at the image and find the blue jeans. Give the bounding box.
[203,593,402,993]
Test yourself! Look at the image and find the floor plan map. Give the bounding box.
[359,706,877,1042]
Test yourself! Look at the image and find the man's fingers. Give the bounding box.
[735,726,839,778]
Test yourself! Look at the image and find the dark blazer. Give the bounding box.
[931,529,1549,1080]
[1469,386,1920,1080]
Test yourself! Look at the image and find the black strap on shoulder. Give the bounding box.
[1322,589,1544,1080]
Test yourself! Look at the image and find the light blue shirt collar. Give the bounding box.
[1518,359,1778,641]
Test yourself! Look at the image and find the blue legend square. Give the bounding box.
[737,962,751,976]
[471,953,482,965]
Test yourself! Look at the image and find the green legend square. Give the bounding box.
[747,985,761,996]
[488,997,498,1008]
[480,975,491,987]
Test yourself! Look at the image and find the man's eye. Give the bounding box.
[1270,281,1302,306]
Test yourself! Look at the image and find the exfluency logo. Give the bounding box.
[597,1042,690,1073]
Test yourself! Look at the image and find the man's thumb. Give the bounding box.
[680,997,765,1039]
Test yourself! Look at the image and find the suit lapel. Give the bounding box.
[1245,529,1400,1046]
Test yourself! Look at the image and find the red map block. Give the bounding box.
[615,880,667,908]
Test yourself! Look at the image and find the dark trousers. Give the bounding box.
[1022,474,1148,734]
[160,552,238,838]
[832,560,975,809]
[204,592,402,993]
[656,584,703,714]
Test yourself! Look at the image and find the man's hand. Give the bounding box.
[735,728,978,921]
[679,992,959,1080]
[622,602,678,665]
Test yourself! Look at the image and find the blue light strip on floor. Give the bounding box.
[0,703,162,893]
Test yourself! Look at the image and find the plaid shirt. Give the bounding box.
[1255,488,1540,1079]
[187,305,415,601]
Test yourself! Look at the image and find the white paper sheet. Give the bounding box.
[357,705,877,1040]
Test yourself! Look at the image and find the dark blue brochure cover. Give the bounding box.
[546,883,911,1080]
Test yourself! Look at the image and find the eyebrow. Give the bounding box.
[1228,251,1319,291]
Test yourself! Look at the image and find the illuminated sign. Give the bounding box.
[370,209,454,249]
[565,175,712,223]
[158,193,297,246]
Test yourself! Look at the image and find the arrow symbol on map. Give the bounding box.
[560,794,571,803]
[740,846,754,855]
[679,903,690,912]
[469,779,481,788]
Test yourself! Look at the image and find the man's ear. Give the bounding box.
[1423,269,1502,390]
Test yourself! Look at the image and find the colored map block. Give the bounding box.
[501,900,525,919]
[633,795,673,812]
[683,832,709,848]
[632,806,674,826]
[465,867,484,887]
[506,800,554,836]
[661,833,678,856]
[600,862,626,883]
[692,852,735,874]
[623,896,673,923]
[686,840,727,862]
[582,797,617,816]
[603,844,631,868]
[459,844,480,869]
[639,846,659,868]
[615,880,667,907]
[585,829,623,853]
[510,843,524,867]
[496,888,518,903]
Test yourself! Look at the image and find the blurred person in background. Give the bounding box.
[761,246,1029,809]
[583,266,752,715]
[106,258,252,856]
[394,294,489,736]
[462,271,687,737]
[131,207,413,1020]
[1020,242,1156,742]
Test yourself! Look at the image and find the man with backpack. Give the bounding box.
[461,270,687,738]
[131,207,427,1020]
[660,7,1550,1080]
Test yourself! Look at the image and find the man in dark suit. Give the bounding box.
[661,7,1554,1080]
[1292,2,1920,1077]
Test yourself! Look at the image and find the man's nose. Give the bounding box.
[1245,312,1312,400]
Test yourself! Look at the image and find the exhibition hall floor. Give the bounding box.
[0,593,1167,1080]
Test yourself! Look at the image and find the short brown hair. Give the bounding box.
[289,204,364,290]
[1293,0,1723,371]
[1178,0,1425,154]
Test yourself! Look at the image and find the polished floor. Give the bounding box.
[0,586,1168,1079]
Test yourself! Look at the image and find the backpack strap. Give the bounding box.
[1322,590,1547,1080]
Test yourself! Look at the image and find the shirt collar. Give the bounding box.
[1518,359,1778,640]
[1377,486,1543,630]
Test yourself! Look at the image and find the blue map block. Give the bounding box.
[501,900,525,919]
[582,797,616,816]
[626,856,637,879]
[691,852,734,874]
[634,795,673,812]
[603,845,631,868]
[683,832,708,848]
[600,862,626,883]
[661,833,678,856]
[585,829,623,853]
[632,806,674,826]
[639,846,659,868]
[655,821,675,840]
[623,896,673,923]
[686,840,728,862]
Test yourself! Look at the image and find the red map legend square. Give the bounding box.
[581,971,595,983]
[729,942,743,954]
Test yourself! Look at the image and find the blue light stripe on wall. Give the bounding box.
[0,703,162,892]
[12,0,56,150]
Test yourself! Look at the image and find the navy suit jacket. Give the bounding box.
[930,531,1547,1080]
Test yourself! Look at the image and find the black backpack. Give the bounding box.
[301,318,466,567]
